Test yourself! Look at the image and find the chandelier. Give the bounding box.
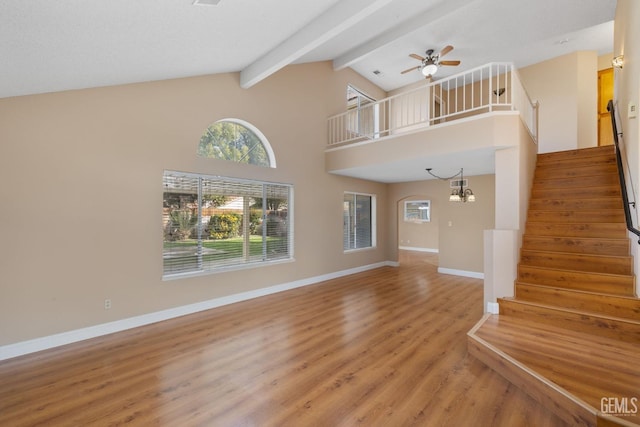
[426,168,476,203]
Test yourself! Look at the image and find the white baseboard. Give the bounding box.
[487,301,500,314]
[398,246,439,253]
[0,260,396,361]
[437,267,484,279]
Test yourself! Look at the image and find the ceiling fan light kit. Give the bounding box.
[402,45,460,79]
[421,61,438,77]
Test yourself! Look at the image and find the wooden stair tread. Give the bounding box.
[533,175,620,188]
[517,263,634,280]
[520,248,632,259]
[536,146,615,163]
[469,145,638,427]
[525,221,627,228]
[498,297,640,344]
[528,197,622,202]
[521,235,630,257]
[476,314,640,371]
[468,315,640,427]
[535,155,616,170]
[515,282,640,320]
[524,222,628,239]
[534,165,618,180]
[531,185,621,199]
[515,281,640,301]
[519,249,633,275]
[473,314,640,425]
[499,297,640,325]
[522,235,629,243]
[526,210,625,223]
[529,198,623,211]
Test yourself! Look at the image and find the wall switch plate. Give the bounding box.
[629,101,637,119]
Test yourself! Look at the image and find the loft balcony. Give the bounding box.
[326,63,538,183]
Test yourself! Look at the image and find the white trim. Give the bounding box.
[325,111,519,152]
[213,118,277,168]
[398,246,439,253]
[437,267,484,279]
[0,260,395,361]
[486,302,500,314]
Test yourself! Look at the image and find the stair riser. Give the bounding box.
[534,174,619,189]
[529,198,623,211]
[535,164,618,180]
[526,210,625,223]
[536,155,616,171]
[480,146,640,427]
[498,298,640,343]
[519,250,632,275]
[531,186,620,200]
[517,266,634,295]
[537,146,615,164]
[515,284,640,320]
[525,222,627,239]
[522,236,630,256]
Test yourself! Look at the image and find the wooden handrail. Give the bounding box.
[607,99,640,243]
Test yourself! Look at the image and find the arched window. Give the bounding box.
[197,119,276,168]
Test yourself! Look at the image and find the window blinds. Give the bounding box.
[163,171,292,277]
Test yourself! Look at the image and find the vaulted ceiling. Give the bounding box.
[1,0,616,99]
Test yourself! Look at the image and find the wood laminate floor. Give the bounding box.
[0,252,568,426]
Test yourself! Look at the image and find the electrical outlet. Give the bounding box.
[104,299,111,310]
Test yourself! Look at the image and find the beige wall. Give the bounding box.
[389,174,495,275]
[484,117,538,308]
[0,61,390,345]
[598,52,614,71]
[397,196,439,251]
[576,51,598,149]
[438,174,495,274]
[326,114,522,175]
[519,51,598,153]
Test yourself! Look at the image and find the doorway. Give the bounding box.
[397,196,439,266]
[598,67,614,146]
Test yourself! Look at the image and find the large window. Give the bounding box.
[343,192,376,251]
[163,171,292,278]
[197,119,276,168]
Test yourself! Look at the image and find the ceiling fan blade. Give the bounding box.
[401,65,420,74]
[440,60,461,66]
[409,53,425,61]
[439,45,454,58]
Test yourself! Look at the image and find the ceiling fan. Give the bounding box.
[401,45,461,78]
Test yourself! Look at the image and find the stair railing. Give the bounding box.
[607,99,640,243]
[327,62,538,146]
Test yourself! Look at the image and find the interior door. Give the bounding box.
[598,68,614,146]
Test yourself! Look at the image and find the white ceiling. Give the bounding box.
[0,0,617,182]
[0,0,615,98]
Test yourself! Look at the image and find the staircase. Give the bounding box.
[468,145,640,427]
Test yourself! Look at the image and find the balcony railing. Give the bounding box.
[327,62,538,146]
